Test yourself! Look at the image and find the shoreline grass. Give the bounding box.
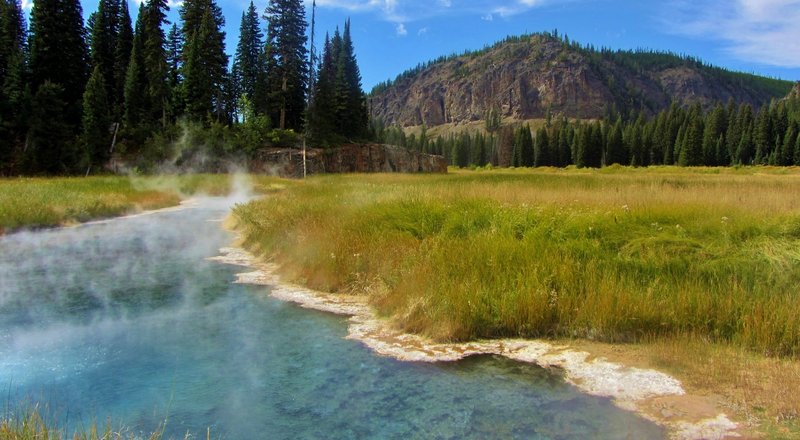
[233,166,800,433]
[0,174,284,235]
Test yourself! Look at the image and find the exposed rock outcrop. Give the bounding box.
[251,144,447,177]
[370,34,794,127]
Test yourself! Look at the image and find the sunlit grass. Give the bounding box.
[0,174,285,234]
[0,404,196,440]
[233,166,800,432]
[233,167,800,355]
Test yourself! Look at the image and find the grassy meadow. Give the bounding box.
[233,166,800,356]
[0,174,278,234]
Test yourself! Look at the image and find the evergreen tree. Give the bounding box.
[82,66,111,169]
[113,0,133,118]
[605,118,625,165]
[534,127,549,167]
[89,0,120,105]
[264,0,308,130]
[795,130,800,166]
[307,33,335,144]
[0,0,27,172]
[142,0,170,125]
[28,82,76,174]
[333,19,367,139]
[165,23,183,118]
[232,1,264,107]
[679,107,704,166]
[519,124,534,167]
[703,104,726,166]
[28,0,88,143]
[753,105,773,164]
[123,5,148,129]
[181,0,228,121]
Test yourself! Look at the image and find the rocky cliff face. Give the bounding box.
[251,144,448,177]
[370,34,794,127]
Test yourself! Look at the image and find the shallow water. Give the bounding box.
[0,198,665,439]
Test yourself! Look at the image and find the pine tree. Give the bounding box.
[333,19,367,139]
[0,0,27,172]
[264,0,308,131]
[307,32,336,144]
[519,124,534,167]
[605,118,625,165]
[113,0,132,118]
[123,4,148,129]
[165,23,184,118]
[182,0,228,121]
[28,82,76,174]
[89,0,120,106]
[232,1,264,107]
[701,104,726,166]
[82,66,111,170]
[753,105,772,164]
[679,107,704,166]
[142,0,170,126]
[28,0,88,143]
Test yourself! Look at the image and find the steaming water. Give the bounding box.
[0,197,665,439]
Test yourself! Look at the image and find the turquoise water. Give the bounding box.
[0,198,665,439]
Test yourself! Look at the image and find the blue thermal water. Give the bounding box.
[0,198,664,439]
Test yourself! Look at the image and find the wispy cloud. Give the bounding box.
[661,0,800,67]
[395,22,407,36]
[308,0,569,35]
[21,0,32,11]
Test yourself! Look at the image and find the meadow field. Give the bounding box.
[234,166,800,355]
[232,166,800,432]
[0,174,272,234]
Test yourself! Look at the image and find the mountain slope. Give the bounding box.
[369,33,795,127]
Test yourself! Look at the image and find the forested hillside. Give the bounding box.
[375,85,800,168]
[369,32,794,127]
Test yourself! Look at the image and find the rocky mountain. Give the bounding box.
[369,33,795,127]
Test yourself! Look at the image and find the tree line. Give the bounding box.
[380,93,800,169]
[0,0,368,175]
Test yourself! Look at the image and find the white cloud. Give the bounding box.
[662,0,800,67]
[417,26,428,35]
[481,13,493,21]
[396,23,407,36]
[21,0,33,10]
[309,0,568,23]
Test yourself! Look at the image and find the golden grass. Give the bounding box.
[232,166,800,435]
[0,174,285,234]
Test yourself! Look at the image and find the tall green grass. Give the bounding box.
[233,167,800,357]
[0,174,283,234]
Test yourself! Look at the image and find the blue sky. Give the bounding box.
[23,0,800,91]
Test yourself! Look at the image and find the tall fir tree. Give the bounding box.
[142,0,170,126]
[0,0,27,172]
[181,0,228,121]
[232,1,264,109]
[678,107,704,167]
[333,19,367,139]
[123,4,148,130]
[165,23,183,118]
[82,66,111,170]
[28,82,76,174]
[605,118,625,165]
[113,0,133,119]
[89,0,120,106]
[307,32,335,144]
[28,0,88,172]
[264,0,307,130]
[754,105,773,164]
